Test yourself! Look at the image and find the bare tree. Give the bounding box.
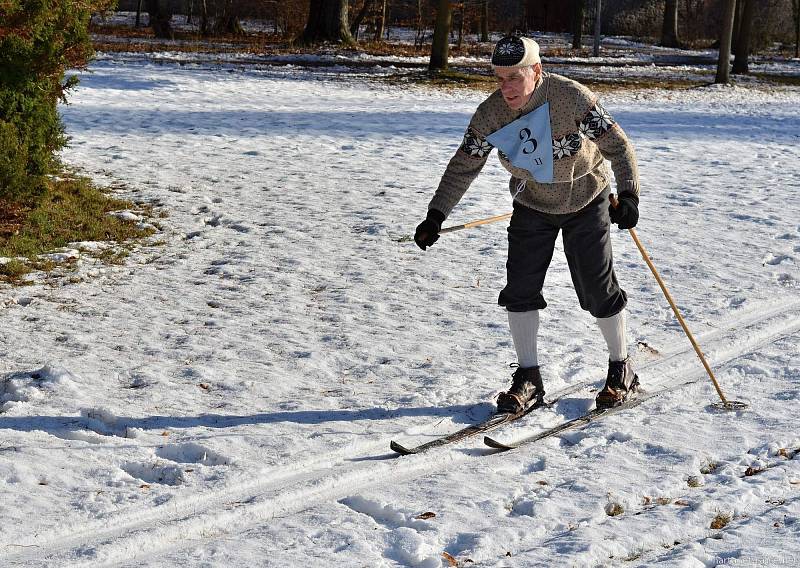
[299,0,354,44]
[660,0,680,47]
[732,0,742,55]
[716,0,737,83]
[456,2,465,50]
[135,0,144,27]
[374,0,387,42]
[215,0,244,35]
[350,0,374,39]
[572,0,585,49]
[793,0,799,58]
[415,0,426,48]
[199,0,210,36]
[593,0,602,57]
[146,0,173,39]
[429,0,452,71]
[731,0,755,74]
[480,0,489,42]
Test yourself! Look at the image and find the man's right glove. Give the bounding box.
[609,191,639,229]
[414,209,446,250]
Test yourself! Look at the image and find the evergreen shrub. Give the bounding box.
[0,0,113,201]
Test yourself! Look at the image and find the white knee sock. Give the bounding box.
[597,310,628,362]
[508,310,540,368]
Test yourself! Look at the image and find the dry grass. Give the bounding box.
[0,172,156,284]
[710,512,732,529]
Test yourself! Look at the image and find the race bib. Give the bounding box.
[486,102,554,184]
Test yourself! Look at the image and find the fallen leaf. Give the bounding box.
[637,341,661,356]
[674,499,690,506]
[199,383,210,390]
[745,466,765,477]
[415,511,436,520]
[140,484,150,490]
[442,552,457,567]
[161,431,170,436]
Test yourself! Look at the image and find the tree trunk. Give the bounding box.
[146,0,173,39]
[731,0,755,74]
[732,0,741,56]
[215,0,245,36]
[429,0,452,71]
[186,0,193,25]
[374,0,387,42]
[660,0,680,47]
[457,3,464,50]
[299,0,354,45]
[795,0,800,59]
[135,0,144,28]
[415,0,425,48]
[572,0,585,49]
[593,0,601,57]
[715,0,736,83]
[480,0,489,42]
[350,0,373,39]
[200,0,210,36]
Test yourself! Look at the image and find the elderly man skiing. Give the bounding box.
[415,35,641,414]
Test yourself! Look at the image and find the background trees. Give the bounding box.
[109,0,798,57]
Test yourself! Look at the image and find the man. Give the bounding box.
[414,35,640,414]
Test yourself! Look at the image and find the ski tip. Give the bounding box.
[389,440,417,455]
[483,436,515,451]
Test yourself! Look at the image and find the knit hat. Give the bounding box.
[491,36,541,68]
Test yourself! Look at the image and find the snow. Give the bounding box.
[0,49,798,567]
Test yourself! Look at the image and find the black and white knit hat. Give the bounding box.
[491,36,541,69]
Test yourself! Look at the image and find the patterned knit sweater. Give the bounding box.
[428,72,639,217]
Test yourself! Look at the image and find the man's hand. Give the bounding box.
[414,209,446,250]
[609,191,639,229]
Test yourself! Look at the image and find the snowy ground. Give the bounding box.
[0,54,799,567]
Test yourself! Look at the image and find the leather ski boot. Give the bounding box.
[596,357,640,410]
[497,366,545,414]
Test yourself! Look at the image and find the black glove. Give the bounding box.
[414,209,446,250]
[609,191,639,229]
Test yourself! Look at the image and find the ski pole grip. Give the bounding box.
[609,194,619,209]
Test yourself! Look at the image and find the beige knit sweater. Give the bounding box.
[428,72,639,216]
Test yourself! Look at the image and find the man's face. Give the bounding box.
[494,64,541,110]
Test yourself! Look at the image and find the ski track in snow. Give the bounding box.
[3,298,799,565]
[1,60,799,566]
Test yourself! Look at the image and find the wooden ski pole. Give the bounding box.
[609,195,736,408]
[399,212,512,242]
[439,212,512,234]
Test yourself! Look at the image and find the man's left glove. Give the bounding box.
[414,209,446,250]
[609,191,639,229]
